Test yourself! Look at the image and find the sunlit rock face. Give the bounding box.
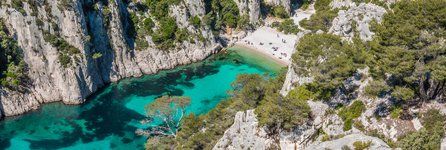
[0,0,220,117]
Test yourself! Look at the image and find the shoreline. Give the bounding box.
[232,44,289,67]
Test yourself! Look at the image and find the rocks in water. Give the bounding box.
[305,134,391,150]
[213,110,275,150]
[329,3,386,41]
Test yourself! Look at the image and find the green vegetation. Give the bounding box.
[292,33,371,100]
[273,19,301,34]
[130,0,210,50]
[204,0,242,30]
[389,106,402,119]
[0,20,26,89]
[272,6,289,19]
[364,79,390,97]
[92,52,103,59]
[299,0,312,10]
[256,85,311,130]
[145,70,293,149]
[12,0,26,15]
[294,0,445,111]
[141,96,190,137]
[353,141,372,150]
[366,0,446,105]
[43,32,80,68]
[338,101,365,131]
[300,0,338,32]
[398,109,446,149]
[189,15,201,28]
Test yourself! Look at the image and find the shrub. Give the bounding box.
[43,32,80,67]
[365,79,390,98]
[299,9,338,32]
[189,15,201,28]
[256,87,311,130]
[391,86,414,101]
[0,19,26,88]
[398,109,446,150]
[275,19,300,34]
[272,6,289,19]
[353,141,372,150]
[338,101,365,131]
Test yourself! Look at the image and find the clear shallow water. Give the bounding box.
[0,49,282,150]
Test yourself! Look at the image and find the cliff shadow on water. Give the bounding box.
[0,50,279,149]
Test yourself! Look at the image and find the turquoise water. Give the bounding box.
[0,50,282,149]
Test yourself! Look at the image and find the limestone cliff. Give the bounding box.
[0,0,220,117]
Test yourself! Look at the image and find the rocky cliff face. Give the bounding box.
[0,0,220,117]
[329,3,386,41]
[213,110,275,150]
[235,0,261,25]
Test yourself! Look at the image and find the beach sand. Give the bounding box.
[234,3,316,67]
[236,27,297,66]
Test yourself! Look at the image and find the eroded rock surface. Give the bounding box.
[0,0,219,117]
[329,3,386,41]
[213,110,274,150]
[306,134,391,150]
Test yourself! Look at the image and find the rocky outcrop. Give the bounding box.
[235,0,261,25]
[442,137,446,150]
[329,3,386,41]
[306,134,391,150]
[214,101,331,150]
[264,0,293,14]
[0,0,219,117]
[213,110,275,150]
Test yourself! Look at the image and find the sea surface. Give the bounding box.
[0,48,282,150]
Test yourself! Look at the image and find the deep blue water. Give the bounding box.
[0,49,282,149]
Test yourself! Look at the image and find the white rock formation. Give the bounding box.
[329,3,386,41]
[305,134,391,150]
[0,0,220,117]
[235,0,261,25]
[213,110,275,150]
[442,137,446,150]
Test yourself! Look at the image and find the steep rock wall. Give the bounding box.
[0,0,220,117]
[235,0,261,25]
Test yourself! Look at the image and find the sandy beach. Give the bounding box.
[235,4,316,67]
[236,27,297,66]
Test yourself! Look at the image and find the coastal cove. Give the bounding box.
[0,48,283,149]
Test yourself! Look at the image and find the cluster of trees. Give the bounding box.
[291,0,445,147]
[398,109,446,149]
[203,0,243,31]
[139,96,191,138]
[293,0,445,112]
[271,6,290,19]
[145,70,312,148]
[272,19,301,34]
[129,0,189,50]
[292,33,370,100]
[338,101,365,131]
[299,0,338,32]
[0,20,26,89]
